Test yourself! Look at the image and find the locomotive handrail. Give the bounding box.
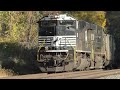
[65,38,76,62]
[37,39,45,62]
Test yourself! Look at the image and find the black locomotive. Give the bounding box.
[36,14,115,73]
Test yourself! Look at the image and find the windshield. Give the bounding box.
[39,20,57,36]
[39,26,56,36]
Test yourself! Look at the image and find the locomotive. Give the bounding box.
[36,14,115,73]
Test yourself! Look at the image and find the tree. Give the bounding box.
[68,11,106,27]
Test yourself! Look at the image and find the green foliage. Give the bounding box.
[69,11,106,27]
[106,11,120,38]
[0,11,42,75]
[106,11,120,67]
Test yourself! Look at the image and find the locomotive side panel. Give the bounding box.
[76,22,108,69]
[76,20,92,52]
[75,21,94,70]
[94,26,104,53]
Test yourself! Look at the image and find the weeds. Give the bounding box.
[0,68,16,77]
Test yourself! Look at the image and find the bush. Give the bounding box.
[0,42,40,75]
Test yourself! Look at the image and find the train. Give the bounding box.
[36,14,115,73]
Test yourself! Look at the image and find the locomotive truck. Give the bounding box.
[36,14,115,73]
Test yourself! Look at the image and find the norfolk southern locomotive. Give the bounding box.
[37,14,115,73]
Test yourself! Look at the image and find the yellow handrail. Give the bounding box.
[91,40,94,61]
[66,39,76,62]
[37,39,45,62]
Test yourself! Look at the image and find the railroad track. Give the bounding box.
[1,69,120,79]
